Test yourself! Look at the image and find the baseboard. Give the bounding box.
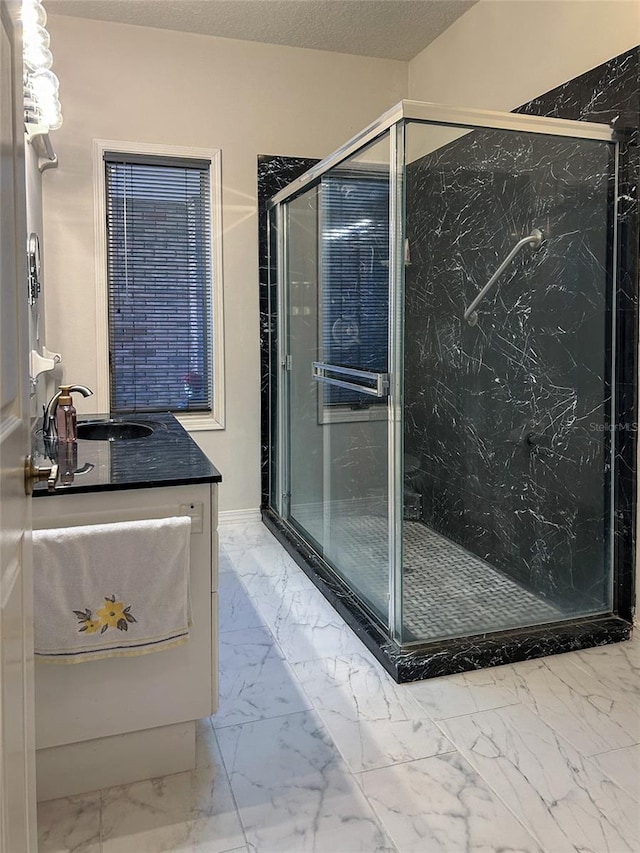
[36,721,196,801]
[218,507,261,524]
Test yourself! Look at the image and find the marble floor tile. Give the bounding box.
[218,544,237,575]
[589,743,640,802]
[405,661,526,720]
[194,719,227,768]
[214,629,313,728]
[37,793,102,853]
[233,544,313,599]
[218,625,283,667]
[254,587,369,664]
[216,711,396,853]
[571,639,640,696]
[219,522,274,554]
[359,751,544,853]
[292,653,453,772]
[510,653,640,756]
[218,572,265,634]
[100,722,245,853]
[624,632,640,656]
[441,703,640,853]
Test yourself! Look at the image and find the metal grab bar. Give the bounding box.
[312,362,389,398]
[464,228,544,326]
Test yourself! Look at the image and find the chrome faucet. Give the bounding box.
[43,384,94,440]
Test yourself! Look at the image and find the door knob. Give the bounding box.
[24,455,59,495]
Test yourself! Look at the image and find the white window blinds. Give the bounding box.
[320,172,389,406]
[104,152,213,413]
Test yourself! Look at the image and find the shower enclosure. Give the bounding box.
[264,101,634,681]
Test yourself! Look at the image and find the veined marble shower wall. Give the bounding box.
[403,125,616,625]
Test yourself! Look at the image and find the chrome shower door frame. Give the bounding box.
[388,120,405,644]
[270,101,615,210]
[274,130,397,631]
[270,99,618,649]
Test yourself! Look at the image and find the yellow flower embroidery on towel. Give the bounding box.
[73,597,137,636]
[73,608,101,634]
[96,596,137,633]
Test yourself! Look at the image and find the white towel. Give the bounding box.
[33,516,192,663]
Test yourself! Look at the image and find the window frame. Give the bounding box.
[93,139,225,431]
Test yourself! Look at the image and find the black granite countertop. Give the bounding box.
[32,413,222,496]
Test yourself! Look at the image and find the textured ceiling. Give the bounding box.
[44,0,477,61]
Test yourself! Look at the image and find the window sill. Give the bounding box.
[175,412,225,432]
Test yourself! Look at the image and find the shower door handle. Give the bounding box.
[312,362,389,398]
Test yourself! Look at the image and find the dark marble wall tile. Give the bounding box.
[257,156,319,509]
[404,48,638,618]
[404,131,615,610]
[519,48,639,624]
[515,47,639,127]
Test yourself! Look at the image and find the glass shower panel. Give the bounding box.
[285,186,323,542]
[285,133,392,626]
[401,119,615,643]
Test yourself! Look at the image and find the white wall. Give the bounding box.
[42,15,407,511]
[409,0,640,109]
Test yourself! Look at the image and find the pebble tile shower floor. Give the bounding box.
[330,516,563,639]
[38,519,639,853]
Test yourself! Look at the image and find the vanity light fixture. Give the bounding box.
[22,0,63,136]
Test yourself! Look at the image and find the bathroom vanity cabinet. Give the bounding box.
[31,414,222,800]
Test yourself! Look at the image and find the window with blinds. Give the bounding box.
[320,171,389,406]
[104,152,213,414]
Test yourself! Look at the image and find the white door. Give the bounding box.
[0,0,37,849]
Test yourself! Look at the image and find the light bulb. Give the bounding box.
[31,68,59,99]
[41,96,62,130]
[29,68,61,129]
[21,0,47,29]
[21,2,63,133]
[24,42,52,72]
[24,22,50,49]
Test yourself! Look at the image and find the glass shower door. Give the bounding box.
[400,118,617,644]
[282,133,393,627]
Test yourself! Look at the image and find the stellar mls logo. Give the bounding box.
[589,422,638,432]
